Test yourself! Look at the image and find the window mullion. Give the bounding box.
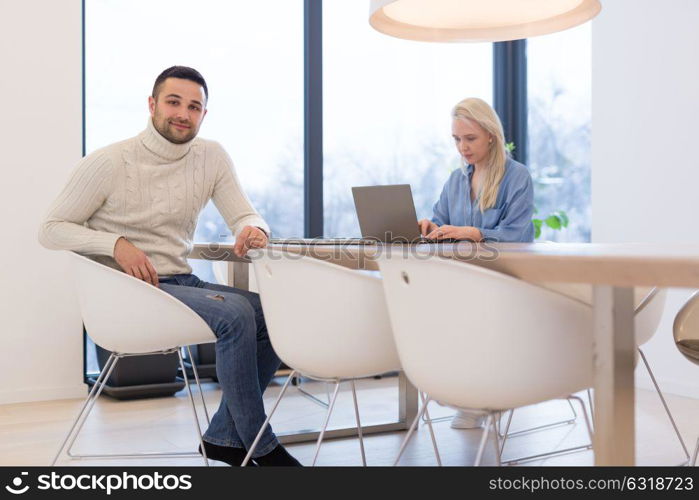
[493,40,528,164]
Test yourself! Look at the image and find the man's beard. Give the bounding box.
[152,114,198,144]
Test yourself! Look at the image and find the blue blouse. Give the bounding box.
[431,157,535,242]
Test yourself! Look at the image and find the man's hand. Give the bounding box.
[418,219,438,237]
[233,226,269,257]
[113,237,159,287]
[426,225,483,242]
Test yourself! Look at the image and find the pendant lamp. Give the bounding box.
[369,0,602,42]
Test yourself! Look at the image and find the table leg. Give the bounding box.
[398,371,419,427]
[231,260,249,290]
[277,373,418,444]
[592,286,636,465]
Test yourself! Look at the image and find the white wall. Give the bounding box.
[592,0,699,398]
[0,0,84,404]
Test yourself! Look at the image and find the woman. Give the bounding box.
[419,97,534,244]
[420,98,535,429]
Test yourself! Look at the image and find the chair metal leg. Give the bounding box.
[491,412,502,466]
[501,396,593,466]
[497,396,585,465]
[474,413,494,467]
[65,355,122,459]
[638,347,690,460]
[691,438,698,467]
[420,409,452,425]
[312,382,342,466]
[349,380,367,466]
[294,374,330,408]
[52,353,118,465]
[177,350,209,466]
[241,370,296,466]
[569,395,594,441]
[586,388,595,429]
[500,401,578,439]
[62,351,214,462]
[503,444,594,466]
[393,395,430,466]
[420,393,442,466]
[499,410,514,456]
[185,345,210,426]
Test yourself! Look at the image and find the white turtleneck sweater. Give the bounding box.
[38,119,269,276]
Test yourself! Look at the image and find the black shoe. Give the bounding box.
[253,444,303,467]
[199,441,257,467]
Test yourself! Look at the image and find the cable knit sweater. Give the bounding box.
[38,119,269,276]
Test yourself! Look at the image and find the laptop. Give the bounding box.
[271,184,432,245]
[352,184,426,243]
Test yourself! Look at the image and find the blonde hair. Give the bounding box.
[451,97,507,212]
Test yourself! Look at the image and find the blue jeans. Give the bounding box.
[159,274,281,457]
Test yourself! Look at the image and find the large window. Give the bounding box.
[322,1,492,237]
[527,24,591,241]
[86,0,304,254]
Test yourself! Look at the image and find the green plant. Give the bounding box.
[532,209,569,239]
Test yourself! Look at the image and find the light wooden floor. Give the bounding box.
[2,375,698,467]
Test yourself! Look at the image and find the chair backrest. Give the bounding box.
[517,283,665,348]
[634,288,667,347]
[249,250,400,380]
[69,252,216,354]
[377,254,593,411]
[673,291,699,366]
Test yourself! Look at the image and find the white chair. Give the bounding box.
[497,286,689,464]
[673,292,699,466]
[241,250,403,466]
[52,252,217,465]
[378,254,594,466]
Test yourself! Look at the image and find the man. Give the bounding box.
[39,66,300,467]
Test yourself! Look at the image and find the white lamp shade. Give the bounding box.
[369,0,602,43]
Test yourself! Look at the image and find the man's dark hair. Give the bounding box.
[152,66,208,102]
